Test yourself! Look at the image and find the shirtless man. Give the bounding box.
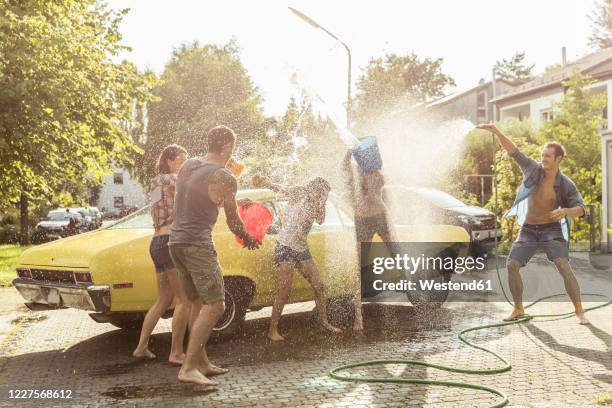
[477,124,589,324]
[342,151,395,331]
[169,125,260,385]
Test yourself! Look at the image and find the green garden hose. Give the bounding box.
[329,140,612,408]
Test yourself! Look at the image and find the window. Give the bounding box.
[320,201,343,227]
[113,196,124,208]
[113,172,124,184]
[540,109,554,122]
[476,91,487,124]
[109,206,153,229]
[335,204,354,227]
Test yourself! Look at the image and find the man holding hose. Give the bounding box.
[478,123,589,324]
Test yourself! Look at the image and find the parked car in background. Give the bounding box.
[31,209,86,244]
[68,207,94,230]
[89,207,103,228]
[383,185,502,255]
[78,207,102,230]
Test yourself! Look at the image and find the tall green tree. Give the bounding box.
[354,52,455,134]
[135,41,265,185]
[493,52,534,85]
[0,0,155,243]
[589,0,612,50]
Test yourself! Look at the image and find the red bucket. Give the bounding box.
[235,201,274,245]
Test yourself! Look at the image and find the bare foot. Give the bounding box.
[321,321,342,334]
[268,331,285,342]
[132,348,156,360]
[576,313,590,325]
[353,315,364,332]
[168,353,185,365]
[503,308,526,321]
[178,368,218,386]
[199,363,229,377]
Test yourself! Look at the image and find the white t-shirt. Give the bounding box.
[276,198,319,252]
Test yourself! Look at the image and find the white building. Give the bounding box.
[96,168,147,216]
[491,48,612,250]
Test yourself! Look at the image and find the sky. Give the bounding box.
[107,0,597,118]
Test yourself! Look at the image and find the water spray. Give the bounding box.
[289,71,359,149]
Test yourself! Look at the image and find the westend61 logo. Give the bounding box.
[372,254,487,275]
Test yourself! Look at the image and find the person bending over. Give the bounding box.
[253,174,342,341]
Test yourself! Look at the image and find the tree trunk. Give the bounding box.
[19,191,30,245]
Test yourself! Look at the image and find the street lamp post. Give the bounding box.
[288,7,352,129]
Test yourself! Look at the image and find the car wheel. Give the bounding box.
[211,278,254,341]
[107,313,145,330]
[405,251,455,308]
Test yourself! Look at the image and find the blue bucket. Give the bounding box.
[350,136,382,172]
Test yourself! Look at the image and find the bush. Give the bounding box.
[1,214,17,226]
[0,225,19,244]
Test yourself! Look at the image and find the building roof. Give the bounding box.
[426,79,514,109]
[491,47,612,103]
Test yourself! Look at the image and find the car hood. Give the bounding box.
[18,228,152,268]
[446,205,493,217]
[38,221,69,228]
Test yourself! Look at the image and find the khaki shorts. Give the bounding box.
[169,244,225,304]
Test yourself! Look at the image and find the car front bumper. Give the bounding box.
[12,278,110,312]
[471,228,502,242]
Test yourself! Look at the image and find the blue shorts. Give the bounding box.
[274,242,312,266]
[149,235,174,273]
[508,223,568,266]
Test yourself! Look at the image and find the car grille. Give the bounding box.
[17,268,77,284]
[474,217,496,230]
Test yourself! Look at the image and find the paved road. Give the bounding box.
[0,253,611,407]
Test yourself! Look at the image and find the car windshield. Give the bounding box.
[108,206,153,229]
[46,212,71,221]
[414,188,466,208]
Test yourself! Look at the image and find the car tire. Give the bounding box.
[107,313,145,330]
[211,278,255,341]
[405,251,455,308]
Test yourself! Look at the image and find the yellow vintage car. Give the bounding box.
[13,189,470,339]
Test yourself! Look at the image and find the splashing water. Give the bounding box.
[438,119,476,143]
[289,71,360,149]
[288,101,311,164]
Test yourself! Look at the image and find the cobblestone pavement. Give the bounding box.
[0,253,611,407]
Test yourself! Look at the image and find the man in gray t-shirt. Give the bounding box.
[170,126,258,386]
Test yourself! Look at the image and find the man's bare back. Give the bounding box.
[525,173,558,224]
